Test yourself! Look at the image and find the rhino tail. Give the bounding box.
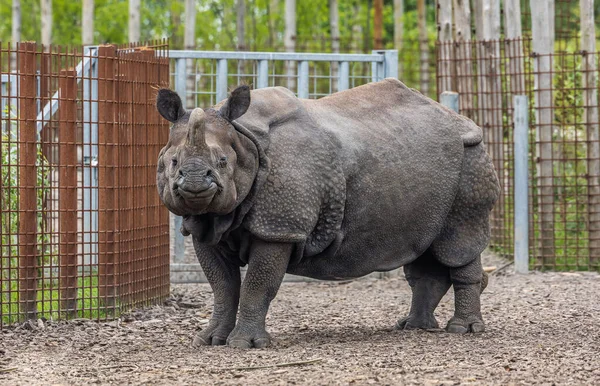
[462,128,483,147]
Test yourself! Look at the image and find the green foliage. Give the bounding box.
[1,276,112,325]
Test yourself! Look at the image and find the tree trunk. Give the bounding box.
[237,0,246,51]
[11,0,21,70]
[82,0,94,45]
[475,0,504,247]
[453,0,474,119]
[417,0,429,96]
[365,0,372,53]
[394,0,403,77]
[374,0,383,50]
[236,0,247,83]
[129,0,140,43]
[267,0,276,48]
[184,0,196,108]
[581,0,599,267]
[284,0,296,89]
[504,0,525,94]
[530,0,555,266]
[41,0,52,48]
[330,0,340,90]
[351,3,363,54]
[437,0,453,97]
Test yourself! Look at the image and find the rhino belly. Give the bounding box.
[288,128,465,280]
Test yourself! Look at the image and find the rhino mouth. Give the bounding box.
[179,182,218,200]
[174,181,220,209]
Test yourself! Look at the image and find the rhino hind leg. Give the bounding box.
[445,257,486,333]
[397,251,451,330]
[428,143,498,333]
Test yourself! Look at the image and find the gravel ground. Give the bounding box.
[1,252,600,385]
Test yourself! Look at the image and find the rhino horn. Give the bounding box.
[186,108,207,148]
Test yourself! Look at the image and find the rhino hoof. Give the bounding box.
[446,319,485,334]
[193,333,228,347]
[396,315,440,331]
[226,326,272,349]
[228,339,253,349]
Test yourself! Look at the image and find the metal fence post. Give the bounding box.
[440,91,459,113]
[172,59,187,267]
[82,47,99,268]
[175,58,187,107]
[298,61,309,98]
[514,95,529,274]
[18,42,39,320]
[216,59,228,102]
[382,50,399,79]
[257,60,269,89]
[338,61,349,91]
[371,51,385,82]
[59,69,79,317]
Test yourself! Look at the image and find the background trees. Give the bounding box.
[0,0,438,52]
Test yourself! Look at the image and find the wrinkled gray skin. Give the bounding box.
[155,79,500,349]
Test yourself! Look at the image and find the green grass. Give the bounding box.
[1,275,119,326]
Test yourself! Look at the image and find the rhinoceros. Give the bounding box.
[155,78,499,348]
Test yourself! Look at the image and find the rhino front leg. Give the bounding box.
[227,240,292,349]
[192,240,241,346]
[397,251,451,330]
[446,257,485,333]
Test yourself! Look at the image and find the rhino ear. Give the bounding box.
[156,89,186,123]
[220,85,251,121]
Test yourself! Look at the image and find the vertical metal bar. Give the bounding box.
[146,48,160,301]
[175,58,187,107]
[382,50,399,79]
[18,42,38,320]
[371,51,385,82]
[119,50,134,306]
[133,50,148,304]
[98,45,118,310]
[158,41,171,299]
[338,61,349,91]
[257,60,269,89]
[91,49,99,267]
[216,58,228,102]
[171,62,187,268]
[440,91,459,113]
[59,69,78,317]
[138,49,156,301]
[514,95,529,274]
[0,80,6,122]
[298,60,309,98]
[82,47,99,268]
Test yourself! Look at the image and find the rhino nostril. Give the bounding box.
[179,169,185,177]
[206,169,213,177]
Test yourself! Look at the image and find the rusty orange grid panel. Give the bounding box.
[437,37,600,272]
[0,41,170,328]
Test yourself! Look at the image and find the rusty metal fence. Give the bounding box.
[0,41,171,327]
[437,38,600,272]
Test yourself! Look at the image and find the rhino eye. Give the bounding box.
[217,156,228,168]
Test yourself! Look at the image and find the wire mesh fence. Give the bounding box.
[437,37,600,272]
[0,41,171,327]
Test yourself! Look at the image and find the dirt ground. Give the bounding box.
[1,252,600,385]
